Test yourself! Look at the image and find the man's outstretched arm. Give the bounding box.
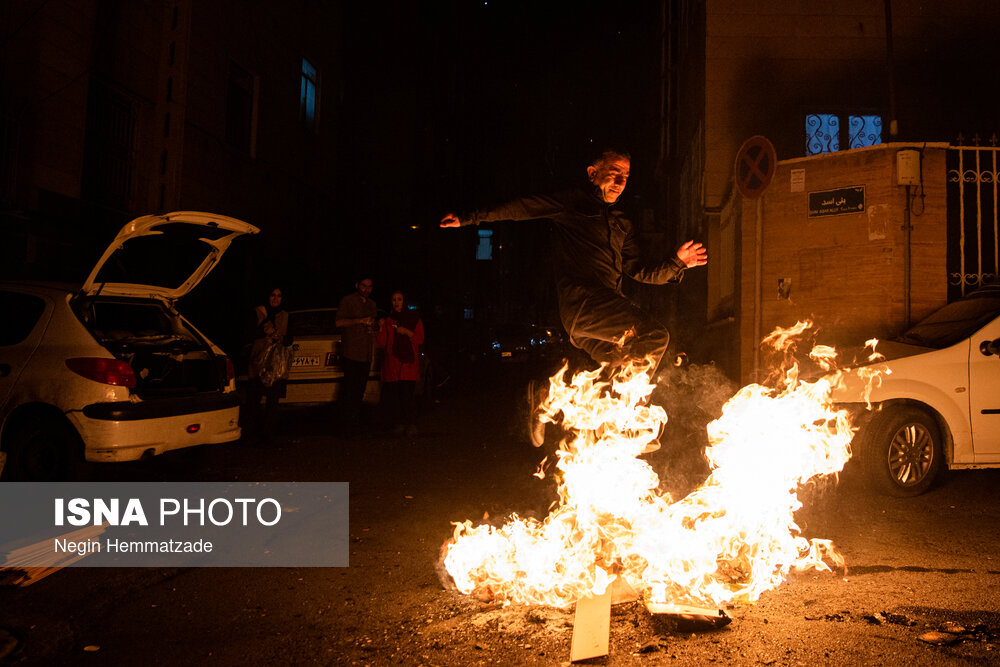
[440,213,461,228]
[439,193,565,229]
[623,231,708,284]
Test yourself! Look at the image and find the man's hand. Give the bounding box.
[676,240,708,268]
[440,213,461,228]
[337,316,373,328]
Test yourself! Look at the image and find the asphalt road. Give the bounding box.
[1,364,999,666]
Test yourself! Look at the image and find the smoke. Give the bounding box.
[649,362,738,498]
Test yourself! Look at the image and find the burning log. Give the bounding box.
[645,601,732,631]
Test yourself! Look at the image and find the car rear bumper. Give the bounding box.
[82,392,240,420]
[281,376,380,404]
[71,396,241,462]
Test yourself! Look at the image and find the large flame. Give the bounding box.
[444,322,870,609]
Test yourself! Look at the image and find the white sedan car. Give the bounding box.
[0,211,258,480]
[282,308,381,405]
[835,284,1000,496]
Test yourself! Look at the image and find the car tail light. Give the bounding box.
[325,352,340,366]
[225,357,235,383]
[66,357,137,387]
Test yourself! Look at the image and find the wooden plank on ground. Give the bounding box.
[570,587,612,662]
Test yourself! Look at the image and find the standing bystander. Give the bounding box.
[336,278,377,432]
[246,286,289,443]
[377,290,425,436]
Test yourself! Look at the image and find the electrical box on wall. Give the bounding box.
[896,149,921,186]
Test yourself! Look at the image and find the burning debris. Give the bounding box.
[442,322,872,653]
[918,630,962,646]
[646,602,732,631]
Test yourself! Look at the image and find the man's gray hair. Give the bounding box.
[590,148,631,167]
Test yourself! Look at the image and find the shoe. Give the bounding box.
[526,379,546,447]
[529,418,546,448]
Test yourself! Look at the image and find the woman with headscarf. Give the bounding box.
[377,290,424,436]
[246,286,289,442]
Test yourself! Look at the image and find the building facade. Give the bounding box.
[1,0,342,293]
[662,1,1000,381]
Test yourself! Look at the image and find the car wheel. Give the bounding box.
[860,406,942,497]
[2,418,83,481]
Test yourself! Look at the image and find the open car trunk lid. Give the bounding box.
[81,211,259,301]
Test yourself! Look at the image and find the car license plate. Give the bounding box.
[292,356,320,367]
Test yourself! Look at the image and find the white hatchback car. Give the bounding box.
[0,211,258,480]
[834,284,1000,496]
[283,307,381,405]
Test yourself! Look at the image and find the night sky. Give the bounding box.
[344,1,661,207]
[3,2,670,356]
[247,1,668,355]
[334,1,664,311]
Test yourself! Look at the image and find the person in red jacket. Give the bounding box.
[377,290,425,436]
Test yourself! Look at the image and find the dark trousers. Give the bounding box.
[246,378,283,440]
[565,288,670,375]
[382,380,416,427]
[340,358,371,424]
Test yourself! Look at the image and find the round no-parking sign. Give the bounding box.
[734,135,776,199]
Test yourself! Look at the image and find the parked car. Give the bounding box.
[0,211,258,480]
[833,283,1000,496]
[282,308,382,404]
[482,323,568,364]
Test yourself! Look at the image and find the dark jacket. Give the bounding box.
[458,186,686,331]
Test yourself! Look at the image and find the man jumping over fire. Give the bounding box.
[441,148,707,450]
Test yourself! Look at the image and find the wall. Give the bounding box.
[705,0,888,210]
[736,143,948,383]
[702,0,1000,217]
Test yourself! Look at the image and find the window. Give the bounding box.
[90,302,185,341]
[82,80,137,208]
[476,229,493,260]
[806,113,881,156]
[289,310,340,337]
[848,115,882,150]
[300,58,319,131]
[0,291,46,346]
[226,62,257,155]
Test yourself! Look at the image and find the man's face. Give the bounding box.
[587,154,630,203]
[357,279,373,299]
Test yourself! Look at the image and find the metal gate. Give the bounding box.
[947,146,1000,300]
